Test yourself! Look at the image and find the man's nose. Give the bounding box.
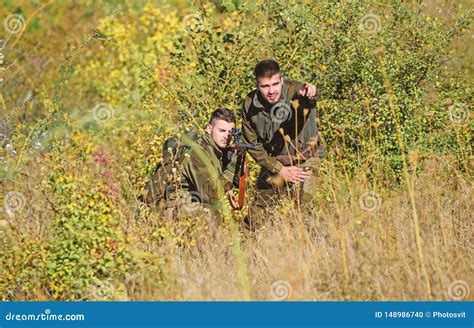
[268,86,275,93]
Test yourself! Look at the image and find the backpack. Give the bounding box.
[142,131,199,207]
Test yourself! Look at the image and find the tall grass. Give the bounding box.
[0,0,472,301]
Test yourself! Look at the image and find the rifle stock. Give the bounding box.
[237,156,248,209]
[230,149,249,210]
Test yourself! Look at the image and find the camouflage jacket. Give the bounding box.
[241,78,322,174]
[178,133,236,206]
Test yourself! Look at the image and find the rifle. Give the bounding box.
[229,128,257,210]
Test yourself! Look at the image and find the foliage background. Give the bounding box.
[0,0,472,300]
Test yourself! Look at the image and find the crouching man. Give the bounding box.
[143,108,239,225]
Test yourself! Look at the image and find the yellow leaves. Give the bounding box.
[222,11,243,31]
[142,1,162,20]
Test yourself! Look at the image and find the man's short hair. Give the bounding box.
[254,59,281,79]
[209,108,236,125]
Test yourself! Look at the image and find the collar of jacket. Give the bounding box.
[251,78,290,112]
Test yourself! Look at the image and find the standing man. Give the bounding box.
[241,59,323,205]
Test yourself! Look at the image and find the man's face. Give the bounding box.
[206,119,235,149]
[256,73,283,105]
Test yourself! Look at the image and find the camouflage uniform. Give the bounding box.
[145,133,236,222]
[241,78,323,203]
[177,133,236,207]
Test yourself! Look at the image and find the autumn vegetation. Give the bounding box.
[0,0,472,301]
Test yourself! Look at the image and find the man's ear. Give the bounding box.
[205,124,212,135]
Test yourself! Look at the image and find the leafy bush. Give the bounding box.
[0,0,471,300]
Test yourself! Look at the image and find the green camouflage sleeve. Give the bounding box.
[241,99,283,174]
[185,156,232,214]
[182,149,220,204]
[221,149,238,190]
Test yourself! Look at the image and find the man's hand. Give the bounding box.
[279,166,310,183]
[227,190,240,210]
[298,82,317,98]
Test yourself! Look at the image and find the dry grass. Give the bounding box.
[119,156,472,301]
[0,0,472,302]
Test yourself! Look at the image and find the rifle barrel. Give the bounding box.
[233,142,258,150]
